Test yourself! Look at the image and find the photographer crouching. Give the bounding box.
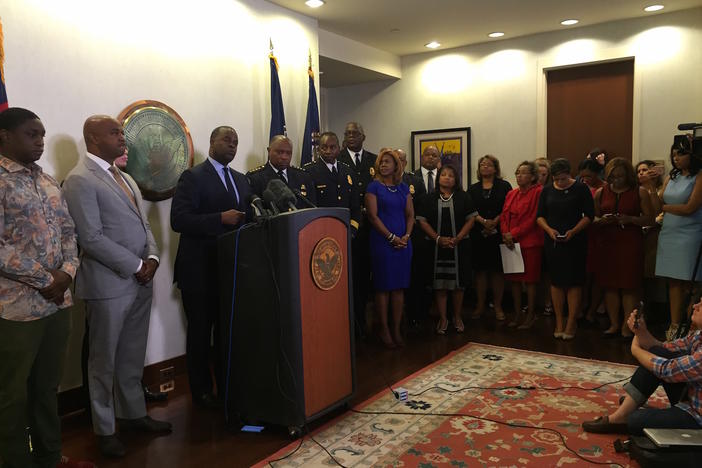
[582,298,702,435]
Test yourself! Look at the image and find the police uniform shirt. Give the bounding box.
[246,162,317,208]
[338,148,377,201]
[303,158,361,231]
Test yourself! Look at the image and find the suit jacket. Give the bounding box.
[338,148,377,202]
[171,159,251,292]
[246,163,317,208]
[63,156,158,300]
[303,159,361,231]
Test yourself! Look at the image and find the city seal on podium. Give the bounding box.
[311,237,343,291]
[117,100,194,201]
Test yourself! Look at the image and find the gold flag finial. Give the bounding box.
[308,49,312,69]
[269,38,274,53]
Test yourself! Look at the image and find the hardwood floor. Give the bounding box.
[60,308,641,467]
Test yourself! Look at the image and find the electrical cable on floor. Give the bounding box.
[350,408,625,468]
[267,436,303,467]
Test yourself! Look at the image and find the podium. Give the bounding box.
[218,208,355,432]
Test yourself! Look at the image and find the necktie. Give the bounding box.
[108,166,136,207]
[427,170,434,193]
[355,152,361,167]
[277,169,287,183]
[222,167,239,206]
[331,165,338,176]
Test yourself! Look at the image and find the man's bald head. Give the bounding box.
[209,126,238,165]
[84,115,126,163]
[268,134,293,170]
[421,145,440,170]
[344,121,365,152]
[396,148,408,171]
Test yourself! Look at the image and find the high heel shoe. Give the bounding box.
[454,318,465,333]
[379,329,396,349]
[561,332,575,340]
[517,313,536,330]
[436,319,448,335]
[553,331,564,339]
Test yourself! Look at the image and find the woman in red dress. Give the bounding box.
[594,158,654,337]
[501,161,544,329]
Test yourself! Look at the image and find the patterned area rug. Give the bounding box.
[257,343,667,467]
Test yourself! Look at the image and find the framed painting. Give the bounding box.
[411,127,471,189]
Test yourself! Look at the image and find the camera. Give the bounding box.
[675,122,702,160]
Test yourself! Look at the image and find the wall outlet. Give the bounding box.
[159,366,175,393]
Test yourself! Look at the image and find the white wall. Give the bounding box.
[324,8,702,186]
[2,0,319,390]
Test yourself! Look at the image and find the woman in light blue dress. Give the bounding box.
[654,140,702,339]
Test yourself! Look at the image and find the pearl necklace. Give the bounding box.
[384,183,398,193]
[439,192,454,201]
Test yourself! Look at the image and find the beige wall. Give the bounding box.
[324,8,702,186]
[2,0,319,390]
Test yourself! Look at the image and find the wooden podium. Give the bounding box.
[218,208,355,433]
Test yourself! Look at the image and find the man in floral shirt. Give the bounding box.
[0,108,79,467]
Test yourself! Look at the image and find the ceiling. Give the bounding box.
[270,0,702,56]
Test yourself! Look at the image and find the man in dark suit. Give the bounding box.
[63,116,171,458]
[170,126,251,410]
[398,148,433,329]
[303,131,361,231]
[337,122,377,336]
[247,135,317,208]
[414,145,441,195]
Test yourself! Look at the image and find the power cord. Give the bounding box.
[350,408,625,468]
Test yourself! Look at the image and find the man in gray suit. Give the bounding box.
[63,115,171,458]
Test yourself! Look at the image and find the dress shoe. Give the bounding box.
[561,333,575,340]
[143,383,168,402]
[517,313,536,330]
[435,318,448,335]
[194,393,221,410]
[582,415,628,434]
[454,318,465,333]
[57,455,97,468]
[97,434,126,458]
[117,415,172,433]
[553,331,564,339]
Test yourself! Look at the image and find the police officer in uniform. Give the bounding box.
[304,131,361,232]
[247,135,317,208]
[337,122,377,337]
[397,148,426,204]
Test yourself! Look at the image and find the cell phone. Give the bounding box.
[634,301,644,329]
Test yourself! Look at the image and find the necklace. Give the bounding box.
[439,192,454,201]
[482,187,492,199]
[384,183,398,193]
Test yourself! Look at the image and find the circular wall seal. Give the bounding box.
[117,100,194,201]
[311,237,343,291]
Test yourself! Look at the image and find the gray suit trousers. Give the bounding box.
[86,285,152,435]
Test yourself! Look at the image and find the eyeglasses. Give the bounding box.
[344,130,362,137]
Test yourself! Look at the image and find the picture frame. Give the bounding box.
[411,127,471,189]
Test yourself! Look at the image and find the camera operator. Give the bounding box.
[582,299,702,435]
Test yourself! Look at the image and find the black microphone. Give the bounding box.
[249,194,268,218]
[291,188,317,208]
[678,123,702,131]
[267,179,297,212]
[262,189,280,215]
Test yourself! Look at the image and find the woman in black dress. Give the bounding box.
[468,155,511,321]
[417,165,478,334]
[536,158,594,340]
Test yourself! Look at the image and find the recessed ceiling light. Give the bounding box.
[560,19,579,26]
[488,32,505,38]
[390,28,400,33]
[305,0,324,8]
[425,41,441,49]
[644,5,665,12]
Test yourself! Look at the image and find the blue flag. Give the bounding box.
[0,20,8,112]
[269,54,286,140]
[300,67,320,165]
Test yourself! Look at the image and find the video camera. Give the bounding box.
[674,122,702,160]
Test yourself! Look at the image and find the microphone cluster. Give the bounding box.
[250,179,317,219]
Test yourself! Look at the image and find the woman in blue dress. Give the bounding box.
[654,139,702,340]
[365,148,414,348]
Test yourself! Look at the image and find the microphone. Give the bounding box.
[267,179,297,212]
[262,189,280,215]
[678,123,702,131]
[291,188,317,208]
[249,194,268,218]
